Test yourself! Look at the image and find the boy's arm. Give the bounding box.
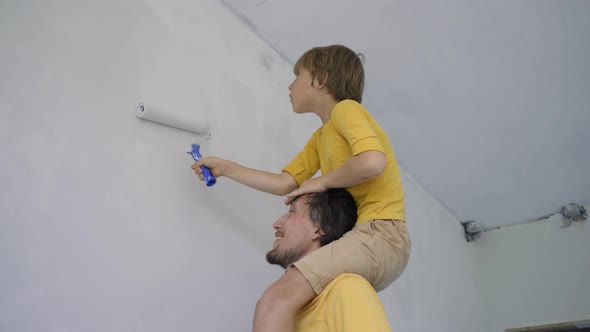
[285,150,386,203]
[321,149,387,187]
[192,157,298,196]
[286,100,388,202]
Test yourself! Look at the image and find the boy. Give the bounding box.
[193,45,411,332]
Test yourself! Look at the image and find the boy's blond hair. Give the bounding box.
[294,45,365,103]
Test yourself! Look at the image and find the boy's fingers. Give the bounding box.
[192,168,204,181]
[191,161,204,169]
[284,190,298,205]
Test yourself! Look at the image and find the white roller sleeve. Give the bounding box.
[135,103,210,134]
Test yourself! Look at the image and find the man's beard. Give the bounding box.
[266,246,305,269]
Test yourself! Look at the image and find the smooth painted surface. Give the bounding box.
[0,0,298,330]
[223,0,590,229]
[475,211,590,331]
[380,171,484,332]
[0,0,486,331]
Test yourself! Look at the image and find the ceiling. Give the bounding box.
[223,0,590,230]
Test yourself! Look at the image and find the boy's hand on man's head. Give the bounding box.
[284,177,327,205]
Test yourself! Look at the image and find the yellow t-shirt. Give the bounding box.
[283,100,405,223]
[295,273,393,332]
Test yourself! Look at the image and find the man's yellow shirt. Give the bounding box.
[295,274,393,331]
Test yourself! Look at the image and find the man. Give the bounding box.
[263,188,393,332]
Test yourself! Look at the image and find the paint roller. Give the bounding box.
[136,102,216,186]
[187,140,217,187]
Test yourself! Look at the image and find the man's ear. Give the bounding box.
[312,226,325,241]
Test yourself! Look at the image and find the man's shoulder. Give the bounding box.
[297,274,392,332]
[304,274,380,314]
[331,273,371,285]
[322,273,376,298]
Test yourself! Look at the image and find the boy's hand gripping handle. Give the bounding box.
[187,144,217,187]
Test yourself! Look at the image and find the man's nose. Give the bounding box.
[272,215,285,230]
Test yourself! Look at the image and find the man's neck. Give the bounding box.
[286,243,323,270]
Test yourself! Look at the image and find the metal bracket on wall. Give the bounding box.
[461,220,483,242]
[561,203,587,228]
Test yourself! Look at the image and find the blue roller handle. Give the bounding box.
[188,143,217,187]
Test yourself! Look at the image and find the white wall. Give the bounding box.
[0,0,484,331]
[475,210,590,331]
[0,0,305,331]
[379,172,485,332]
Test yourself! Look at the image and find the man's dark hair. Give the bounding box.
[307,188,358,246]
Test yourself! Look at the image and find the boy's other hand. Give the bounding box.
[192,157,224,180]
[284,177,327,204]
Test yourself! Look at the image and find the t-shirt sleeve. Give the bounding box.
[332,100,385,156]
[282,129,321,186]
[327,274,393,332]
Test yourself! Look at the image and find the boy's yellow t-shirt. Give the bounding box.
[295,273,393,332]
[283,99,405,223]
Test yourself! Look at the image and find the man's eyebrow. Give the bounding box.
[289,194,307,207]
[289,193,312,208]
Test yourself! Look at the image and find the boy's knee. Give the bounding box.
[257,269,316,315]
[256,289,282,317]
[259,283,286,305]
[257,281,298,313]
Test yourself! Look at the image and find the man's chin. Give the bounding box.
[266,249,285,269]
[266,248,301,269]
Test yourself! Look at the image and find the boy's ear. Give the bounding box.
[314,73,329,90]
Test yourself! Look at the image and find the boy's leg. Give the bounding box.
[253,266,315,332]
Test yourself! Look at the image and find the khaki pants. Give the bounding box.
[294,219,411,294]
